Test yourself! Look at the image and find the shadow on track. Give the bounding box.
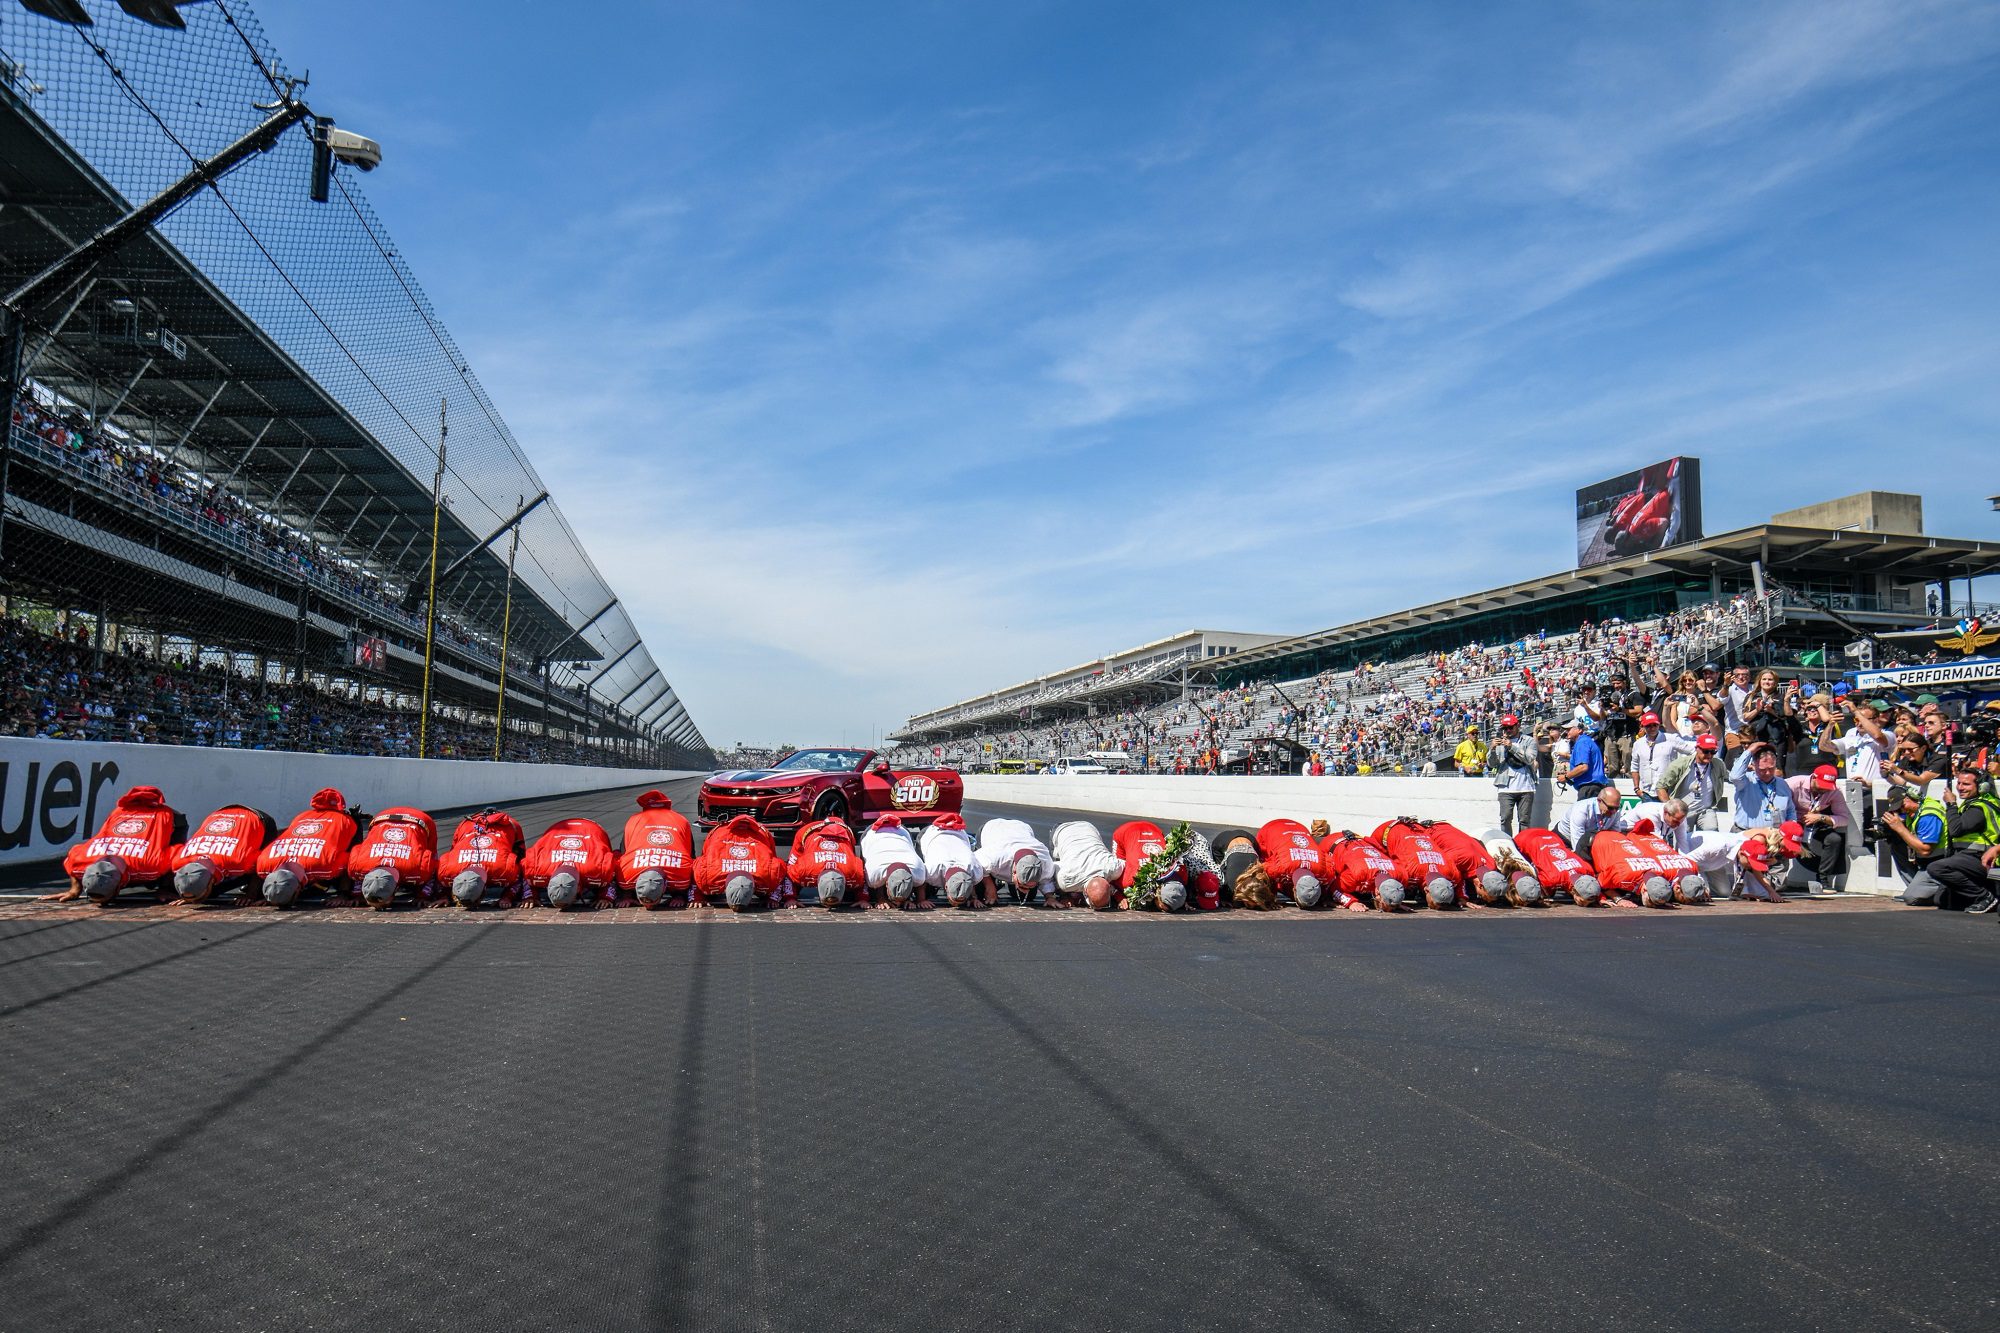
[0,920,288,1019]
[0,926,496,1273]
[0,919,178,970]
[645,920,717,1327]
[895,922,1389,1324]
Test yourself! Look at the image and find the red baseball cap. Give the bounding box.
[1500,713,1519,727]
[1778,820,1804,855]
[1640,711,1661,726]
[1812,764,1838,790]
[1740,840,1772,872]
[1696,734,1720,752]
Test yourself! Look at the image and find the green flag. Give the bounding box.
[1799,649,1824,666]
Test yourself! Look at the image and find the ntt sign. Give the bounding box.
[1851,658,2000,692]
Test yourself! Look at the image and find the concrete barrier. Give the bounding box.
[965,773,1578,833]
[0,736,695,868]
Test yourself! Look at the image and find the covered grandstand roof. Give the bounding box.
[0,4,706,755]
[1222,521,2000,674]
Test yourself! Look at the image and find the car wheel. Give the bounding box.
[813,791,849,829]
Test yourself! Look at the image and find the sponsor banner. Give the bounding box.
[0,736,694,870]
[1853,658,2000,691]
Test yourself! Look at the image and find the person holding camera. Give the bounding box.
[1488,713,1541,835]
[1885,771,1998,912]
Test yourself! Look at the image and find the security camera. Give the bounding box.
[325,126,382,171]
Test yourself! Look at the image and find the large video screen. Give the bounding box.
[1575,457,1702,567]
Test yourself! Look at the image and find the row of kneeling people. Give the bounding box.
[46,786,1787,912]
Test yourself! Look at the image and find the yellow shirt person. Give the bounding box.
[1453,727,1488,776]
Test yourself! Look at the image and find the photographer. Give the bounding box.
[1488,713,1540,835]
[1603,669,1645,778]
[1738,669,1801,765]
[1884,772,1998,911]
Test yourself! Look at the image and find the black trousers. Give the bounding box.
[1927,850,1995,910]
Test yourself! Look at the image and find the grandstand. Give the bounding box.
[0,3,708,766]
[888,493,2000,773]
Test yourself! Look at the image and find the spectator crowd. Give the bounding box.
[1,616,640,767]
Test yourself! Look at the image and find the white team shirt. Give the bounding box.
[860,822,927,889]
[918,824,978,885]
[1050,820,1123,891]
[974,818,1052,885]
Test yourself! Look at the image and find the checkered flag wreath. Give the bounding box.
[1126,822,1197,908]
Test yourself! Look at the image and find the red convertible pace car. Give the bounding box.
[697,749,964,837]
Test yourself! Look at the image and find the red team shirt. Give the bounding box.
[256,788,361,883]
[618,792,696,890]
[64,785,181,883]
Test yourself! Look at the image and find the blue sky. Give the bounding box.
[255,0,2000,748]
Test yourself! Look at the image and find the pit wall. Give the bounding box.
[0,736,695,868]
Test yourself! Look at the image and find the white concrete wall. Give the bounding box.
[965,773,1577,834]
[968,773,1903,896]
[0,736,695,868]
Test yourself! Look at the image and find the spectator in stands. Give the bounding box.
[1602,670,1644,777]
[1453,724,1487,777]
[1659,735,1726,823]
[1562,716,1607,798]
[1723,664,1754,752]
[1831,697,1893,784]
[1631,711,1689,799]
[1784,764,1852,889]
[1488,714,1540,835]
[1730,742,1796,831]
[1570,683,1604,737]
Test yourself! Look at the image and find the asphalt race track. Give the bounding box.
[3,781,1997,1331]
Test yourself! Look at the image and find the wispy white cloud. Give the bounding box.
[294,0,2000,742]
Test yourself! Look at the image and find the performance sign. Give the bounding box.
[1852,659,2000,691]
[1575,457,1702,568]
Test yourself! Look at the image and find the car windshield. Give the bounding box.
[771,749,868,773]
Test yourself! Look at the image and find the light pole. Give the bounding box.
[1,7,380,567]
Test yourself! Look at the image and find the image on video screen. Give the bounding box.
[1574,456,1702,567]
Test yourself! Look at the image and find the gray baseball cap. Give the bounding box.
[359,867,398,906]
[1011,850,1043,888]
[263,864,303,907]
[815,870,846,906]
[1425,877,1456,909]
[1478,869,1508,902]
[884,866,915,902]
[545,869,581,908]
[1676,873,1708,903]
[724,873,757,908]
[451,867,488,906]
[173,858,216,903]
[942,868,973,903]
[633,869,668,905]
[1376,879,1405,910]
[1290,874,1321,909]
[1156,878,1188,912]
[1571,874,1602,905]
[1641,875,1672,907]
[1512,874,1543,906]
[81,856,125,902]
